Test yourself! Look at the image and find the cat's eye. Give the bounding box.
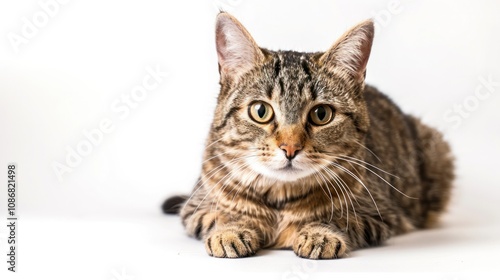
[248,101,274,124]
[309,105,334,126]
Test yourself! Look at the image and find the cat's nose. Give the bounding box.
[279,143,303,160]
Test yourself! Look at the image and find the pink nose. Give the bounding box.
[279,143,303,160]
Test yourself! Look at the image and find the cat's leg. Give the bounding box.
[204,219,266,258]
[178,187,223,240]
[180,190,273,258]
[293,222,348,259]
[182,208,225,240]
[181,201,260,258]
[292,215,392,259]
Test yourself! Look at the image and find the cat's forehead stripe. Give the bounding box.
[272,51,316,101]
[300,55,313,81]
[273,55,281,77]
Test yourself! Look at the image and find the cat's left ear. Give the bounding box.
[215,12,266,82]
[318,20,374,82]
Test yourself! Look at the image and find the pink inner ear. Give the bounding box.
[215,14,264,79]
[354,26,374,78]
[216,30,229,72]
[321,20,374,81]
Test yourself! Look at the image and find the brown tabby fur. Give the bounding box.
[162,12,454,259]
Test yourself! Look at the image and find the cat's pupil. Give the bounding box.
[316,106,326,120]
[256,104,266,118]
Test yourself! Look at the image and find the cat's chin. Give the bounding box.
[245,156,318,182]
[268,170,314,182]
[252,166,316,182]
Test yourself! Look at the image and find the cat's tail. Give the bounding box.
[162,195,188,215]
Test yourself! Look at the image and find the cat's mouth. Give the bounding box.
[280,165,298,171]
[280,161,299,171]
[245,153,317,182]
[269,164,314,182]
[283,161,293,168]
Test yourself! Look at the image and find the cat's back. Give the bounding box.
[362,85,454,228]
[362,85,414,167]
[363,85,405,123]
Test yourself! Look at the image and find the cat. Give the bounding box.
[162,12,454,259]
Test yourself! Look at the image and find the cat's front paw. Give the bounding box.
[205,227,260,258]
[293,225,347,259]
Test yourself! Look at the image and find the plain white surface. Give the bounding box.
[1,0,500,279]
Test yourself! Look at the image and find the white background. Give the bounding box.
[1,0,499,279]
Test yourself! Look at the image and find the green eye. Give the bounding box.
[309,105,334,126]
[249,101,274,124]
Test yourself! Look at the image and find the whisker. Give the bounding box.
[324,167,360,229]
[204,137,224,150]
[181,152,256,211]
[200,150,236,165]
[329,161,383,221]
[334,169,361,208]
[308,163,338,222]
[335,154,399,179]
[353,139,382,163]
[321,152,399,179]
[320,166,351,229]
[326,170,347,222]
[181,155,252,213]
[335,156,417,199]
[181,163,228,213]
[193,149,257,213]
[188,155,258,216]
[210,163,244,212]
[213,161,252,213]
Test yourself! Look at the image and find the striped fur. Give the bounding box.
[164,13,454,259]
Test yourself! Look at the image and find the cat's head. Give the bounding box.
[208,12,374,183]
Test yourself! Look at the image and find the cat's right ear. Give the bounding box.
[215,12,265,82]
[318,19,374,82]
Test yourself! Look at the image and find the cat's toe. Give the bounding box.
[185,211,218,240]
[293,230,347,259]
[205,228,258,258]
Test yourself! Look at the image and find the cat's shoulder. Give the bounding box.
[363,84,409,123]
[364,85,402,111]
[364,84,392,104]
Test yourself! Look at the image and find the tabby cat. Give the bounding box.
[163,12,454,259]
